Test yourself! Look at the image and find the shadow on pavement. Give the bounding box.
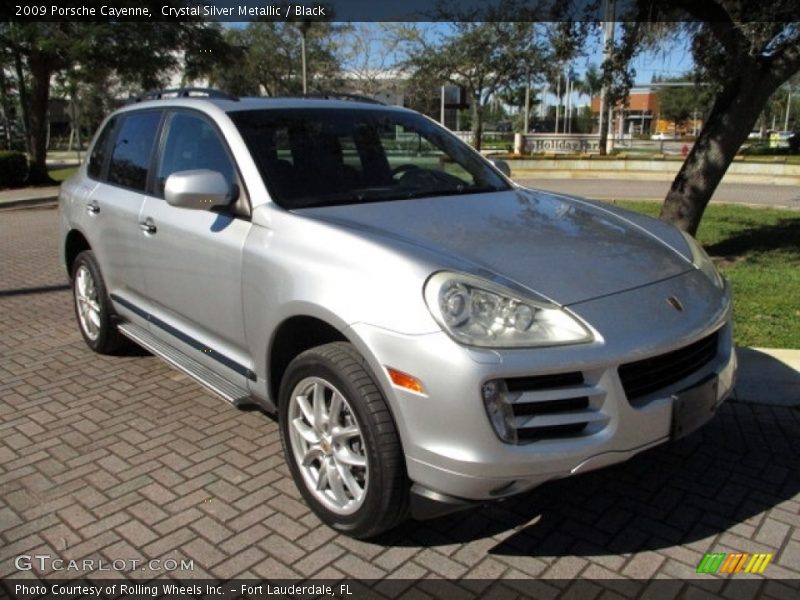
[734,348,800,407]
[379,402,800,556]
[0,283,69,298]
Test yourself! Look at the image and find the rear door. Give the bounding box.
[137,109,254,385]
[84,110,164,324]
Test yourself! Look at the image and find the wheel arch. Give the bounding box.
[268,315,349,405]
[64,229,91,278]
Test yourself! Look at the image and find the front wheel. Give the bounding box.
[278,342,408,538]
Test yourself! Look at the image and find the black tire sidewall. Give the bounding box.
[278,346,401,537]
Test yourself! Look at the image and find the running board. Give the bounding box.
[117,322,252,406]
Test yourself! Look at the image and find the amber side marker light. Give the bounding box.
[386,367,426,394]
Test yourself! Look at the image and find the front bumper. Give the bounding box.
[347,269,735,502]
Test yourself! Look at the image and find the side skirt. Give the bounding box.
[117,321,252,407]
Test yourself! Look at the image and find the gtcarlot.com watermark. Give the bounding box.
[15,554,194,573]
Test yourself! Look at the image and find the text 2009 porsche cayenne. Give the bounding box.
[59,90,735,538]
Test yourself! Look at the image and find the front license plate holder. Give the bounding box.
[671,375,719,440]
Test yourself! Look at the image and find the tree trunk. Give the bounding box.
[13,49,31,155]
[0,65,12,150]
[26,51,56,185]
[659,70,776,235]
[471,93,483,151]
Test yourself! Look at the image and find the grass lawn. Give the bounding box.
[48,166,78,182]
[608,200,800,349]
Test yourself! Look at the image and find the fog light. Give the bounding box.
[482,379,517,444]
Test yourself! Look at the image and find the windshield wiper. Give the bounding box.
[401,185,501,200]
[291,188,399,209]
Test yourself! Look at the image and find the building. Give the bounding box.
[590,83,703,137]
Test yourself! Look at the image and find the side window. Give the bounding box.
[87,117,116,180]
[107,111,162,191]
[157,112,234,195]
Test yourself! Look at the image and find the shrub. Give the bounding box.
[0,151,28,188]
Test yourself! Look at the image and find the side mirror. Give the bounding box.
[491,159,511,178]
[164,169,231,210]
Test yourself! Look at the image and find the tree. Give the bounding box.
[402,21,541,149]
[574,63,603,133]
[0,17,230,184]
[657,74,714,134]
[209,21,343,97]
[579,63,603,101]
[339,23,404,99]
[641,1,800,233]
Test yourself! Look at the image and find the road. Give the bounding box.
[515,178,800,209]
[1,207,799,588]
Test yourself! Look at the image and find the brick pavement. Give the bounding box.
[1,207,799,588]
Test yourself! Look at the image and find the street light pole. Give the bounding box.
[555,72,561,134]
[599,0,616,153]
[298,20,312,95]
[524,67,530,134]
[785,88,792,131]
[301,31,308,94]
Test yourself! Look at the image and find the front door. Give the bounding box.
[138,110,254,385]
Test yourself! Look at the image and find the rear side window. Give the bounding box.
[107,111,162,191]
[87,117,116,180]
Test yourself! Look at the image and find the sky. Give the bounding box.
[347,22,697,108]
[226,21,696,107]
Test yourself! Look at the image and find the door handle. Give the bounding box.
[87,200,100,214]
[138,218,157,234]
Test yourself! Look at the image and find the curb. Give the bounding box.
[732,347,800,408]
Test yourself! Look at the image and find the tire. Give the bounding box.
[71,250,127,354]
[278,342,408,538]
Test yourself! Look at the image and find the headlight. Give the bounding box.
[423,272,593,348]
[680,232,724,289]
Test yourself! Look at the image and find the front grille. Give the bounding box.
[506,372,584,393]
[502,372,608,444]
[618,331,719,401]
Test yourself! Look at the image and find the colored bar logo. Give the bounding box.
[697,552,773,574]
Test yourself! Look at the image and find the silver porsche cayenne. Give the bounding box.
[59,91,736,538]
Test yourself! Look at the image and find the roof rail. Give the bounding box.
[300,92,386,105]
[128,88,239,103]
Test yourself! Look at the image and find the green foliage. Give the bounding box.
[401,18,543,147]
[0,150,28,188]
[48,166,77,182]
[657,74,714,127]
[0,16,234,183]
[208,22,343,96]
[740,144,796,156]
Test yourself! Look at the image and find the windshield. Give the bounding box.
[229,108,510,209]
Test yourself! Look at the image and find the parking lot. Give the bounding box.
[1,206,799,591]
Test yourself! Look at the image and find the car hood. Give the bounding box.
[301,188,693,305]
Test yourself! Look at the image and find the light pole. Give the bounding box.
[298,21,312,94]
[785,87,792,131]
[599,0,616,153]
[555,71,561,134]
[524,67,531,134]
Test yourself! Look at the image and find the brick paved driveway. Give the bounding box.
[1,206,799,586]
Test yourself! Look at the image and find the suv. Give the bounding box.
[60,89,735,538]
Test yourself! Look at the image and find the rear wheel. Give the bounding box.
[279,342,408,538]
[71,250,127,354]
